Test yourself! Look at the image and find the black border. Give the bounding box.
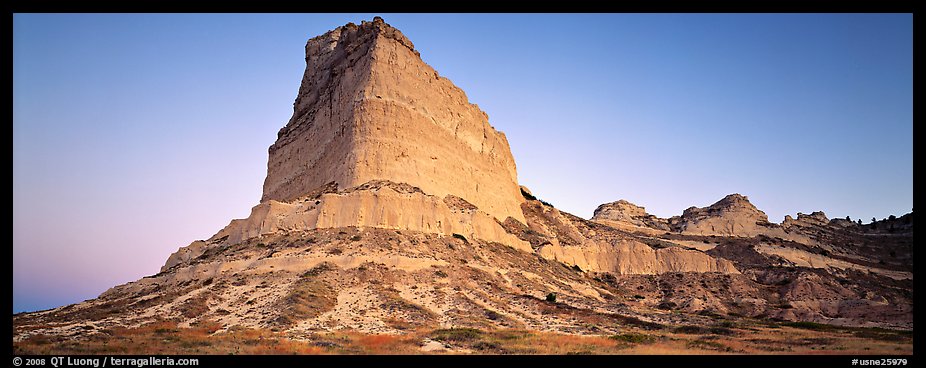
[9,0,919,13]
[10,354,918,367]
[10,1,919,367]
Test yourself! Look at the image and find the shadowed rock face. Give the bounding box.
[261,17,524,224]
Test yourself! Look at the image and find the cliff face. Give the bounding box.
[262,17,525,224]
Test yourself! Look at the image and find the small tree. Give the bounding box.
[857,219,862,225]
[545,292,557,303]
[846,216,851,222]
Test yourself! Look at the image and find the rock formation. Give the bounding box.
[592,199,670,234]
[13,18,914,353]
[673,194,772,236]
[262,17,524,225]
[215,180,530,253]
[189,17,533,251]
[782,211,830,229]
[519,199,736,275]
[537,239,738,275]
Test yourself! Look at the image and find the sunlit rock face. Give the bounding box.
[261,17,525,226]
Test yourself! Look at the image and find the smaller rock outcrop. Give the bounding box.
[591,200,670,233]
[782,211,830,229]
[537,240,739,275]
[673,194,772,237]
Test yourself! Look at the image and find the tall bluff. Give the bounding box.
[262,17,525,224]
[184,18,530,252]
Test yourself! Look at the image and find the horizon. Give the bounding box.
[13,13,912,313]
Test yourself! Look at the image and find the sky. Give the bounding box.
[13,13,912,313]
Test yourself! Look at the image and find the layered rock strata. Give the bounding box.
[261,17,525,224]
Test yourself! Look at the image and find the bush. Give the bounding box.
[781,321,836,331]
[472,341,502,352]
[686,339,733,352]
[546,292,557,303]
[672,325,709,334]
[708,327,735,336]
[520,187,537,201]
[431,328,483,342]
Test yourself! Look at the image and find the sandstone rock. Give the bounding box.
[160,240,207,273]
[674,194,772,237]
[782,211,830,229]
[520,196,738,275]
[591,199,670,233]
[261,17,524,224]
[829,218,857,228]
[210,180,531,253]
[537,240,738,275]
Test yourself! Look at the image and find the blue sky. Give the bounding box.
[13,13,912,312]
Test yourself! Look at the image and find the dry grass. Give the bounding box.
[353,333,419,354]
[13,319,913,355]
[273,266,337,327]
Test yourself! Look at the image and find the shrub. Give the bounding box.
[472,341,501,351]
[301,263,333,278]
[672,325,709,334]
[520,187,537,201]
[686,339,733,352]
[431,328,483,342]
[545,292,557,303]
[781,321,836,331]
[708,327,735,336]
